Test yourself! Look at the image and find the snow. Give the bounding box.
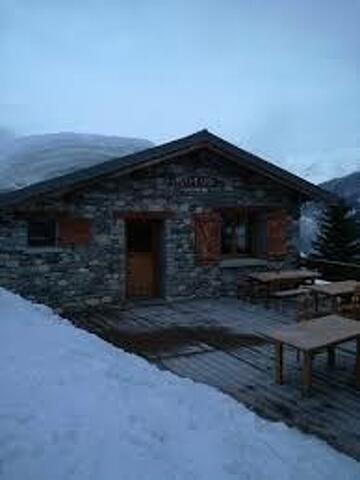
[0,133,153,192]
[0,132,358,193]
[1,289,360,480]
[279,147,360,184]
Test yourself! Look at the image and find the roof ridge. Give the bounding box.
[0,130,337,207]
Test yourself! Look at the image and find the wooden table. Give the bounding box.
[249,269,319,284]
[248,269,320,300]
[267,315,360,394]
[308,280,359,312]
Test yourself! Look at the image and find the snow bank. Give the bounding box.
[0,288,359,480]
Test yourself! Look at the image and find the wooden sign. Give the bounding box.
[166,176,219,189]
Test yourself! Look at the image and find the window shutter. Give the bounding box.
[194,213,221,264]
[58,217,91,247]
[266,210,288,257]
[252,212,267,257]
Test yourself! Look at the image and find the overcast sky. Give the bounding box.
[1,0,360,165]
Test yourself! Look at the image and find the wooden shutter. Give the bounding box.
[58,217,91,247]
[266,210,288,257]
[194,213,221,265]
[252,212,268,257]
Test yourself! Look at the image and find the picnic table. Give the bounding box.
[308,280,359,312]
[248,269,320,302]
[248,269,319,285]
[267,314,360,394]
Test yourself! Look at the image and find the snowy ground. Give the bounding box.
[1,289,360,480]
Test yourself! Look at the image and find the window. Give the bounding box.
[127,221,153,253]
[221,210,252,256]
[28,219,57,247]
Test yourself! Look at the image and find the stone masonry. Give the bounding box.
[0,149,300,311]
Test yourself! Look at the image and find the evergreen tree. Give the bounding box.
[312,201,360,263]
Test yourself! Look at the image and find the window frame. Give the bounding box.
[220,209,254,257]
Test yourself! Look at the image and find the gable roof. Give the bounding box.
[0,129,337,207]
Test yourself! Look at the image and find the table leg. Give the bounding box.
[275,341,283,385]
[332,296,338,312]
[265,284,271,308]
[302,351,313,394]
[327,346,335,368]
[356,338,360,390]
[314,292,319,313]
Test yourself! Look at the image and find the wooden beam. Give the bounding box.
[114,210,175,221]
[356,337,360,390]
[327,346,336,368]
[303,351,313,394]
[275,341,283,385]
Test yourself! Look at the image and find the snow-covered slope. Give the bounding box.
[0,133,153,192]
[322,171,360,212]
[279,147,360,184]
[1,132,358,192]
[1,288,360,480]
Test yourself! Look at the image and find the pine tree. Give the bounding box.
[312,202,360,263]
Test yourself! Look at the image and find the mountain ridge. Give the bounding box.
[0,132,153,192]
[300,168,360,254]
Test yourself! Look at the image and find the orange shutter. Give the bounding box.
[58,217,91,247]
[266,210,288,257]
[194,213,221,264]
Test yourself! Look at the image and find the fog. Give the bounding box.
[1,0,360,168]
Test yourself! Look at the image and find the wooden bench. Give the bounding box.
[247,270,319,307]
[270,287,309,310]
[272,287,309,298]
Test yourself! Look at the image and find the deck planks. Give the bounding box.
[70,298,360,461]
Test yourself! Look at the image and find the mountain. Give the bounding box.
[300,169,360,255]
[279,147,360,184]
[0,131,358,256]
[322,171,360,216]
[0,132,153,192]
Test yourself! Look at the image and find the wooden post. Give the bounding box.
[275,341,283,385]
[332,296,338,313]
[314,292,319,313]
[356,337,360,390]
[327,346,336,368]
[302,351,313,394]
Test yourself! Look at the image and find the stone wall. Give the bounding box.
[0,150,300,311]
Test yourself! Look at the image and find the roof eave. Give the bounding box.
[0,129,339,208]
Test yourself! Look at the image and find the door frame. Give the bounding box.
[125,218,163,299]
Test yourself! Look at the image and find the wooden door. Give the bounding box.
[126,220,160,298]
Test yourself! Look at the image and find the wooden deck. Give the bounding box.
[71,298,360,461]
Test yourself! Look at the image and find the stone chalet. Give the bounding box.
[0,130,334,311]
